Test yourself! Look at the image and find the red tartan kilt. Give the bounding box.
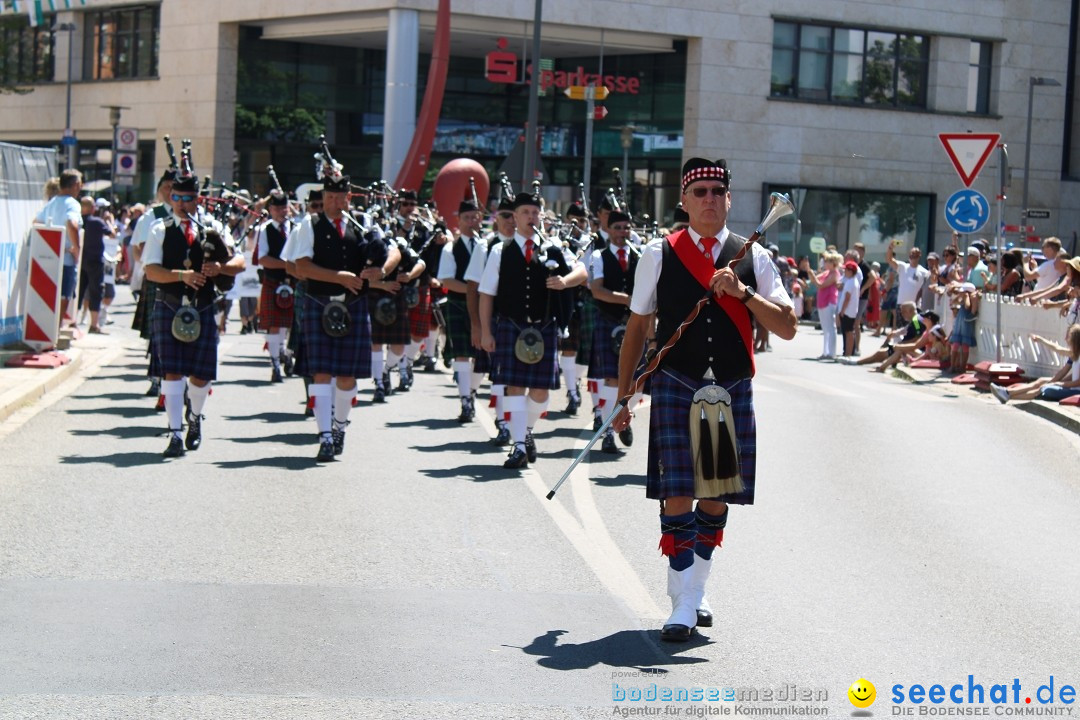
[259,281,294,329]
[407,285,433,338]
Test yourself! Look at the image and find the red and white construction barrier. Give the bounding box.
[21,224,64,353]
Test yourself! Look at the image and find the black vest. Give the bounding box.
[447,235,477,300]
[307,214,384,296]
[159,219,216,304]
[596,244,638,322]
[656,233,757,380]
[262,222,288,283]
[495,239,570,324]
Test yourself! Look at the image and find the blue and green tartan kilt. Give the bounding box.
[133,279,157,340]
[474,348,492,375]
[948,306,978,348]
[146,335,162,379]
[591,312,628,380]
[302,293,373,378]
[492,319,560,390]
[646,368,757,504]
[151,298,219,381]
[441,296,474,360]
[560,306,581,352]
[575,295,597,367]
[369,289,411,346]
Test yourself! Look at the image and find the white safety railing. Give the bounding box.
[974,295,1072,377]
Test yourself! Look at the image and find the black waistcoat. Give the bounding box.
[656,233,758,380]
[447,235,476,300]
[262,222,288,282]
[159,220,215,305]
[596,244,638,322]
[495,239,570,324]
[307,214,380,296]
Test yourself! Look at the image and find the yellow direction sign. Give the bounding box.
[564,85,610,101]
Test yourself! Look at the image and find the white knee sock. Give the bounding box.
[333,385,354,425]
[505,395,527,446]
[385,350,402,371]
[470,372,484,393]
[162,379,185,438]
[588,378,601,413]
[600,384,619,420]
[560,355,578,394]
[372,348,385,381]
[267,330,284,365]
[454,360,472,398]
[406,341,420,361]
[426,329,439,356]
[527,397,548,432]
[492,384,505,422]
[310,383,333,436]
[188,381,211,416]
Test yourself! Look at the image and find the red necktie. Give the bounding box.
[182,220,194,246]
[336,219,344,238]
[617,247,628,272]
[700,236,718,259]
[525,238,534,264]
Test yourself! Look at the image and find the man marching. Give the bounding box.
[589,209,639,453]
[559,202,590,416]
[613,158,796,641]
[257,188,296,383]
[293,170,399,461]
[438,198,484,422]
[142,171,245,458]
[479,191,586,468]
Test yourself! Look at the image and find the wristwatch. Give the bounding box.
[740,285,756,304]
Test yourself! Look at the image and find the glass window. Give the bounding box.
[967,40,991,114]
[771,20,928,109]
[84,5,158,80]
[0,15,55,87]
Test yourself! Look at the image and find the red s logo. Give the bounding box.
[485,37,517,84]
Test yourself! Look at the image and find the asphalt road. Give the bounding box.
[1,290,1079,720]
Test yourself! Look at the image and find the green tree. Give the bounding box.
[235,57,324,142]
[0,16,35,95]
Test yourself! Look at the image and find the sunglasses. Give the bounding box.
[690,186,726,198]
[610,224,631,231]
[399,202,417,209]
[171,194,196,203]
[497,212,514,219]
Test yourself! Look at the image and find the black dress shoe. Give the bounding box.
[373,383,386,403]
[418,354,436,372]
[660,624,694,642]
[524,432,537,463]
[316,437,335,462]
[619,425,634,447]
[332,422,348,455]
[281,353,294,376]
[565,394,580,415]
[456,399,474,423]
[185,412,202,451]
[696,609,713,628]
[382,371,395,396]
[503,446,528,469]
[593,413,603,431]
[163,435,185,458]
[492,424,511,446]
[305,404,314,418]
[145,380,160,397]
[601,432,619,454]
[271,366,284,383]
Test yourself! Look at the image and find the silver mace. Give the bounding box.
[546,192,795,500]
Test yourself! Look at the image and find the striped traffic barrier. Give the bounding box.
[22,224,64,352]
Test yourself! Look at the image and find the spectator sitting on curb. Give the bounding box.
[841,301,923,366]
[991,324,1080,404]
[873,312,946,373]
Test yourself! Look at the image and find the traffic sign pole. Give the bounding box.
[995,143,1009,362]
[583,96,595,203]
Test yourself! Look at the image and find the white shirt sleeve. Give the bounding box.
[130,212,152,248]
[628,241,664,315]
[478,242,503,296]
[256,224,270,262]
[590,249,605,281]
[437,241,457,281]
[464,242,489,284]
[751,243,793,308]
[292,216,316,261]
[141,218,167,267]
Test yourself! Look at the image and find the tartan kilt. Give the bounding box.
[302,293,373,378]
[151,297,219,381]
[133,279,157,339]
[442,296,474,359]
[560,305,581,352]
[146,336,162,378]
[258,280,294,330]
[591,311,628,380]
[646,368,757,504]
[576,295,597,368]
[474,348,492,375]
[289,281,308,377]
[492,319,560,390]
[407,284,432,338]
[369,289,411,346]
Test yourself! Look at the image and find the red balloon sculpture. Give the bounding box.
[432,159,490,232]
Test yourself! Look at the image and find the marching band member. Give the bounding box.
[479,191,587,469]
[438,198,484,422]
[142,171,244,458]
[558,202,589,416]
[613,158,796,641]
[257,188,296,383]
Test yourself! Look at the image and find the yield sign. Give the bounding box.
[938,133,1000,187]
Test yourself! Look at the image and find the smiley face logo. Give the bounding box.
[848,679,876,708]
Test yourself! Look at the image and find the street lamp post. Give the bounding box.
[1021,76,1061,224]
[619,125,635,202]
[58,22,77,170]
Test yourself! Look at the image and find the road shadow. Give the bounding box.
[591,473,645,488]
[69,425,162,440]
[227,433,312,447]
[59,451,164,468]
[214,378,281,389]
[532,426,590,440]
[64,405,158,419]
[420,464,513,482]
[385,418,462,431]
[411,441,500,454]
[213,456,314,471]
[516,629,710,671]
[543,447,625,463]
[67,392,147,402]
[224,411,308,424]
[220,359,275,368]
